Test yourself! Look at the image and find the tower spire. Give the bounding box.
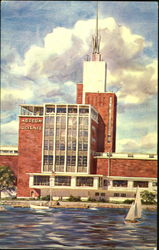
[92,1,101,61]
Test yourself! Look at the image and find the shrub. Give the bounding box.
[68,195,81,202]
[123,199,134,204]
[88,197,97,202]
[141,190,156,204]
[41,195,50,201]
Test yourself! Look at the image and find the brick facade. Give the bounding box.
[96,158,157,178]
[85,92,117,152]
[76,83,83,104]
[17,117,43,197]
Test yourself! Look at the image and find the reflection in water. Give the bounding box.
[0,207,157,249]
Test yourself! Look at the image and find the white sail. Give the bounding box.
[134,187,142,218]
[125,187,142,222]
[125,202,136,221]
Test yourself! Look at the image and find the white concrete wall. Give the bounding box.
[83,61,106,103]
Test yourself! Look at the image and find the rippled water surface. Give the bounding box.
[0,207,157,249]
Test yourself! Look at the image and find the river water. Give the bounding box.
[0,206,157,249]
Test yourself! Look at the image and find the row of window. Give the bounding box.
[44,141,88,151]
[112,180,152,188]
[45,107,89,114]
[33,176,93,186]
[43,155,87,166]
[44,128,88,137]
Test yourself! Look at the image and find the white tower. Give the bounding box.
[83,2,107,103]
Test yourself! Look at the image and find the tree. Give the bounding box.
[0,166,16,199]
[141,190,156,204]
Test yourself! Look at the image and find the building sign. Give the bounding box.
[21,118,43,130]
[21,119,42,123]
[21,126,42,130]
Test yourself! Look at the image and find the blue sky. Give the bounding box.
[1,1,158,153]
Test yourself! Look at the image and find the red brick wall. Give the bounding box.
[85,93,117,152]
[76,84,83,104]
[0,155,18,177]
[17,117,43,197]
[96,158,157,178]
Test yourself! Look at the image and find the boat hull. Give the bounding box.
[30,204,50,209]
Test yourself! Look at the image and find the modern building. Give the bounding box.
[0,7,157,201]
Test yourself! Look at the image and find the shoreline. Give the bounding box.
[0,200,157,210]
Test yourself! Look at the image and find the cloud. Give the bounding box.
[7,17,156,106]
[117,132,157,153]
[0,120,18,145]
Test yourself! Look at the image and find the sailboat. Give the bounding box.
[30,203,50,210]
[125,187,142,223]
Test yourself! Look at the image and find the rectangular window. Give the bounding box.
[34,176,50,186]
[60,142,65,150]
[49,155,53,165]
[67,156,76,166]
[57,107,66,113]
[76,177,93,187]
[55,176,71,186]
[114,193,120,197]
[44,155,49,164]
[68,107,77,113]
[133,181,148,188]
[95,192,99,196]
[113,180,128,187]
[45,128,49,136]
[55,141,60,150]
[50,128,54,136]
[101,193,105,197]
[121,193,126,197]
[55,156,60,165]
[49,141,53,150]
[79,108,89,114]
[44,140,49,150]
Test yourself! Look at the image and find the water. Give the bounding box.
[0,207,157,249]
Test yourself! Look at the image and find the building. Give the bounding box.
[0,7,157,201]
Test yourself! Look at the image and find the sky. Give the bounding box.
[1,1,158,154]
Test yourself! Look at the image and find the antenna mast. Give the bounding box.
[92,1,101,61]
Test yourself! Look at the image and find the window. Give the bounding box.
[149,154,154,158]
[67,156,76,166]
[60,143,65,150]
[55,176,71,186]
[133,181,148,188]
[114,193,119,197]
[46,108,55,113]
[113,180,128,187]
[78,156,87,166]
[50,128,54,136]
[49,155,53,165]
[44,155,49,164]
[103,180,109,186]
[79,108,89,114]
[121,193,126,197]
[55,156,64,165]
[128,153,133,157]
[76,177,93,187]
[95,192,99,196]
[55,141,60,150]
[49,141,53,150]
[34,176,50,186]
[68,107,77,113]
[57,107,66,113]
[152,182,157,186]
[101,193,105,197]
[44,140,49,150]
[45,128,49,136]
